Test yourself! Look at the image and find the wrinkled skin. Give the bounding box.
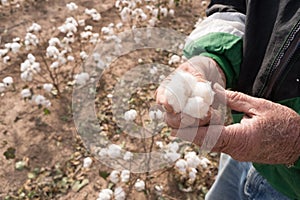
[156,56,300,165]
[172,90,300,165]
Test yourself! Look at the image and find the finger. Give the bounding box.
[155,86,174,113]
[225,90,260,115]
[165,112,201,129]
[165,107,224,129]
[171,125,227,152]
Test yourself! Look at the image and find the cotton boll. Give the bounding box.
[184,152,201,168]
[21,88,31,98]
[97,189,113,200]
[84,25,93,31]
[169,9,175,17]
[163,152,180,162]
[168,55,181,65]
[193,81,215,105]
[3,76,13,87]
[65,17,78,26]
[116,22,123,30]
[188,168,197,182]
[149,66,158,75]
[124,109,137,121]
[92,13,101,21]
[0,83,6,93]
[1,0,8,6]
[154,185,163,196]
[107,144,122,159]
[48,37,61,46]
[160,7,168,17]
[167,142,179,153]
[65,22,77,33]
[83,157,93,168]
[120,7,131,22]
[32,95,50,107]
[67,55,74,62]
[66,2,78,11]
[101,27,113,35]
[80,31,92,39]
[120,170,130,183]
[21,71,33,82]
[134,179,145,192]
[90,33,100,44]
[98,148,108,157]
[152,8,159,18]
[43,83,53,93]
[4,43,12,49]
[46,46,60,59]
[156,141,164,149]
[123,151,133,161]
[164,70,197,113]
[24,33,39,47]
[74,72,90,85]
[31,62,41,73]
[13,37,20,42]
[109,170,120,184]
[80,51,88,60]
[20,60,31,72]
[33,95,44,105]
[78,19,85,26]
[149,109,163,120]
[11,42,21,53]
[114,187,126,200]
[27,53,35,62]
[148,17,157,27]
[183,96,210,119]
[0,48,8,57]
[3,55,10,63]
[27,23,41,32]
[50,61,60,69]
[140,12,147,21]
[175,159,188,173]
[199,157,211,169]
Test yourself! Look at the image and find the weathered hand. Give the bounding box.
[156,56,226,128]
[172,90,300,165]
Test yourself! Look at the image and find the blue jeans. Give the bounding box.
[205,154,291,200]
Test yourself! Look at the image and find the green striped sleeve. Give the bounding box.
[184,32,243,88]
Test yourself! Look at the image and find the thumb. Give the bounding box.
[225,90,259,115]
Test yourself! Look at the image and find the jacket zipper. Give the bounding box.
[257,20,300,98]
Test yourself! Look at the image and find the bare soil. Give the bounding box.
[0,0,218,199]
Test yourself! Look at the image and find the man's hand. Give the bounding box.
[156,56,226,128]
[172,90,300,165]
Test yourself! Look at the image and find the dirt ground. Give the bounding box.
[0,0,218,199]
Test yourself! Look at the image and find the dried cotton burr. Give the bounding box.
[164,70,215,119]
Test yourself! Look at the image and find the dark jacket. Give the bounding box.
[183,0,300,199]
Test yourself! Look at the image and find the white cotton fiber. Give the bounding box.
[193,82,215,105]
[183,97,210,119]
[164,70,197,113]
[164,70,215,119]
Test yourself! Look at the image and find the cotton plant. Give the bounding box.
[173,150,212,191]
[115,0,177,26]
[97,187,126,200]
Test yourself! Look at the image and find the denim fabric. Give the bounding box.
[205,154,291,200]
